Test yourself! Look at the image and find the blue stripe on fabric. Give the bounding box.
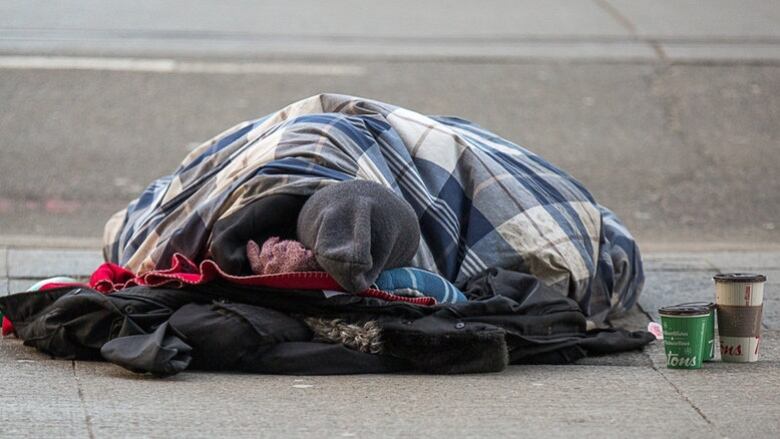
[418,208,458,280]
[375,141,466,277]
[378,149,462,241]
[525,154,595,203]
[459,248,489,279]
[440,174,495,246]
[362,115,392,134]
[484,149,595,274]
[119,176,173,256]
[376,267,467,304]
[441,277,451,303]
[294,114,378,152]
[255,157,352,181]
[411,157,452,194]
[334,116,376,152]
[447,281,459,303]
[180,122,257,174]
[454,130,597,271]
[406,268,417,291]
[433,174,496,278]
[432,116,533,155]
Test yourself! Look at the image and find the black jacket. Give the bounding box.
[0,269,654,376]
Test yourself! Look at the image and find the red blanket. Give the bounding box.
[2,253,435,336]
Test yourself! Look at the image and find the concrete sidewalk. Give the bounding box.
[1,247,778,438]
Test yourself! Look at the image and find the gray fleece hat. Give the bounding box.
[296,180,421,293]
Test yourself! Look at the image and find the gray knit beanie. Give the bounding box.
[296,180,421,293]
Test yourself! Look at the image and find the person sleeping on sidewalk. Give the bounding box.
[0,94,653,377]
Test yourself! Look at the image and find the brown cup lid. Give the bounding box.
[658,304,711,316]
[713,273,766,283]
[677,301,715,311]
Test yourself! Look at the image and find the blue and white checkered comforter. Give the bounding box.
[104,94,643,321]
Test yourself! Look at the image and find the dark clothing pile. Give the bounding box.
[0,269,653,376]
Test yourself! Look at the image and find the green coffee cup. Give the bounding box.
[677,301,716,361]
[659,304,711,369]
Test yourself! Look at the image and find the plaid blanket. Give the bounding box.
[104,94,643,321]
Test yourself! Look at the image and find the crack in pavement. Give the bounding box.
[636,303,655,324]
[651,363,724,437]
[593,0,637,34]
[592,0,667,61]
[72,361,96,439]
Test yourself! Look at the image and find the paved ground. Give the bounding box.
[1,247,779,438]
[2,0,779,60]
[2,1,779,438]
[1,0,779,248]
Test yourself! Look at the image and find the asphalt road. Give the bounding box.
[2,59,779,248]
[1,0,779,250]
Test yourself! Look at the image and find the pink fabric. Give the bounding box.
[88,253,436,306]
[1,254,434,336]
[247,237,321,275]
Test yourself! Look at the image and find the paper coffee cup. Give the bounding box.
[677,301,716,361]
[714,273,766,363]
[659,304,710,369]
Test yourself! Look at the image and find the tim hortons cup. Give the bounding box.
[677,301,716,361]
[658,304,710,369]
[714,273,766,362]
